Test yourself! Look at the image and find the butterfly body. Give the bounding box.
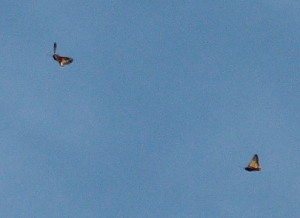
[53,43,73,67]
[245,154,261,172]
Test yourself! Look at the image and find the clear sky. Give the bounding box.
[0,1,300,217]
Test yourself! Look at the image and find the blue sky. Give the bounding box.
[1,1,300,217]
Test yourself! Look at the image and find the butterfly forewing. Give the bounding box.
[54,42,57,54]
[250,154,260,168]
[245,154,261,171]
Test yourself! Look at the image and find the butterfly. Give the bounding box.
[53,42,73,67]
[245,154,261,171]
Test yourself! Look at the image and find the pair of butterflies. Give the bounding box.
[51,43,261,172]
[245,154,261,171]
[51,43,261,171]
[52,43,262,172]
[53,42,73,67]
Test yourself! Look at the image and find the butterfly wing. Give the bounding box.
[59,57,73,67]
[54,42,57,54]
[245,154,261,171]
[248,154,260,168]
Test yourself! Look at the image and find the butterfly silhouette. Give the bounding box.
[245,154,261,171]
[53,42,73,67]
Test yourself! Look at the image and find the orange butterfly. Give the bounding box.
[245,154,261,171]
[53,42,73,67]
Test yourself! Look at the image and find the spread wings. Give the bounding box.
[52,42,73,67]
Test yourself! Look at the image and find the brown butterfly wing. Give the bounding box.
[249,154,257,167]
[55,56,73,67]
[245,154,261,171]
[59,57,73,67]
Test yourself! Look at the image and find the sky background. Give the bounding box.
[0,1,300,217]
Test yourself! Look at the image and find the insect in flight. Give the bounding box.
[53,42,73,67]
[245,154,261,172]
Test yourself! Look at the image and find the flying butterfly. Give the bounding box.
[53,42,73,67]
[245,154,261,172]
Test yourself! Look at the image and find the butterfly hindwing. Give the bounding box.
[59,57,73,66]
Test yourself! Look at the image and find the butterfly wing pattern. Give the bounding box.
[245,154,261,172]
[53,42,73,67]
